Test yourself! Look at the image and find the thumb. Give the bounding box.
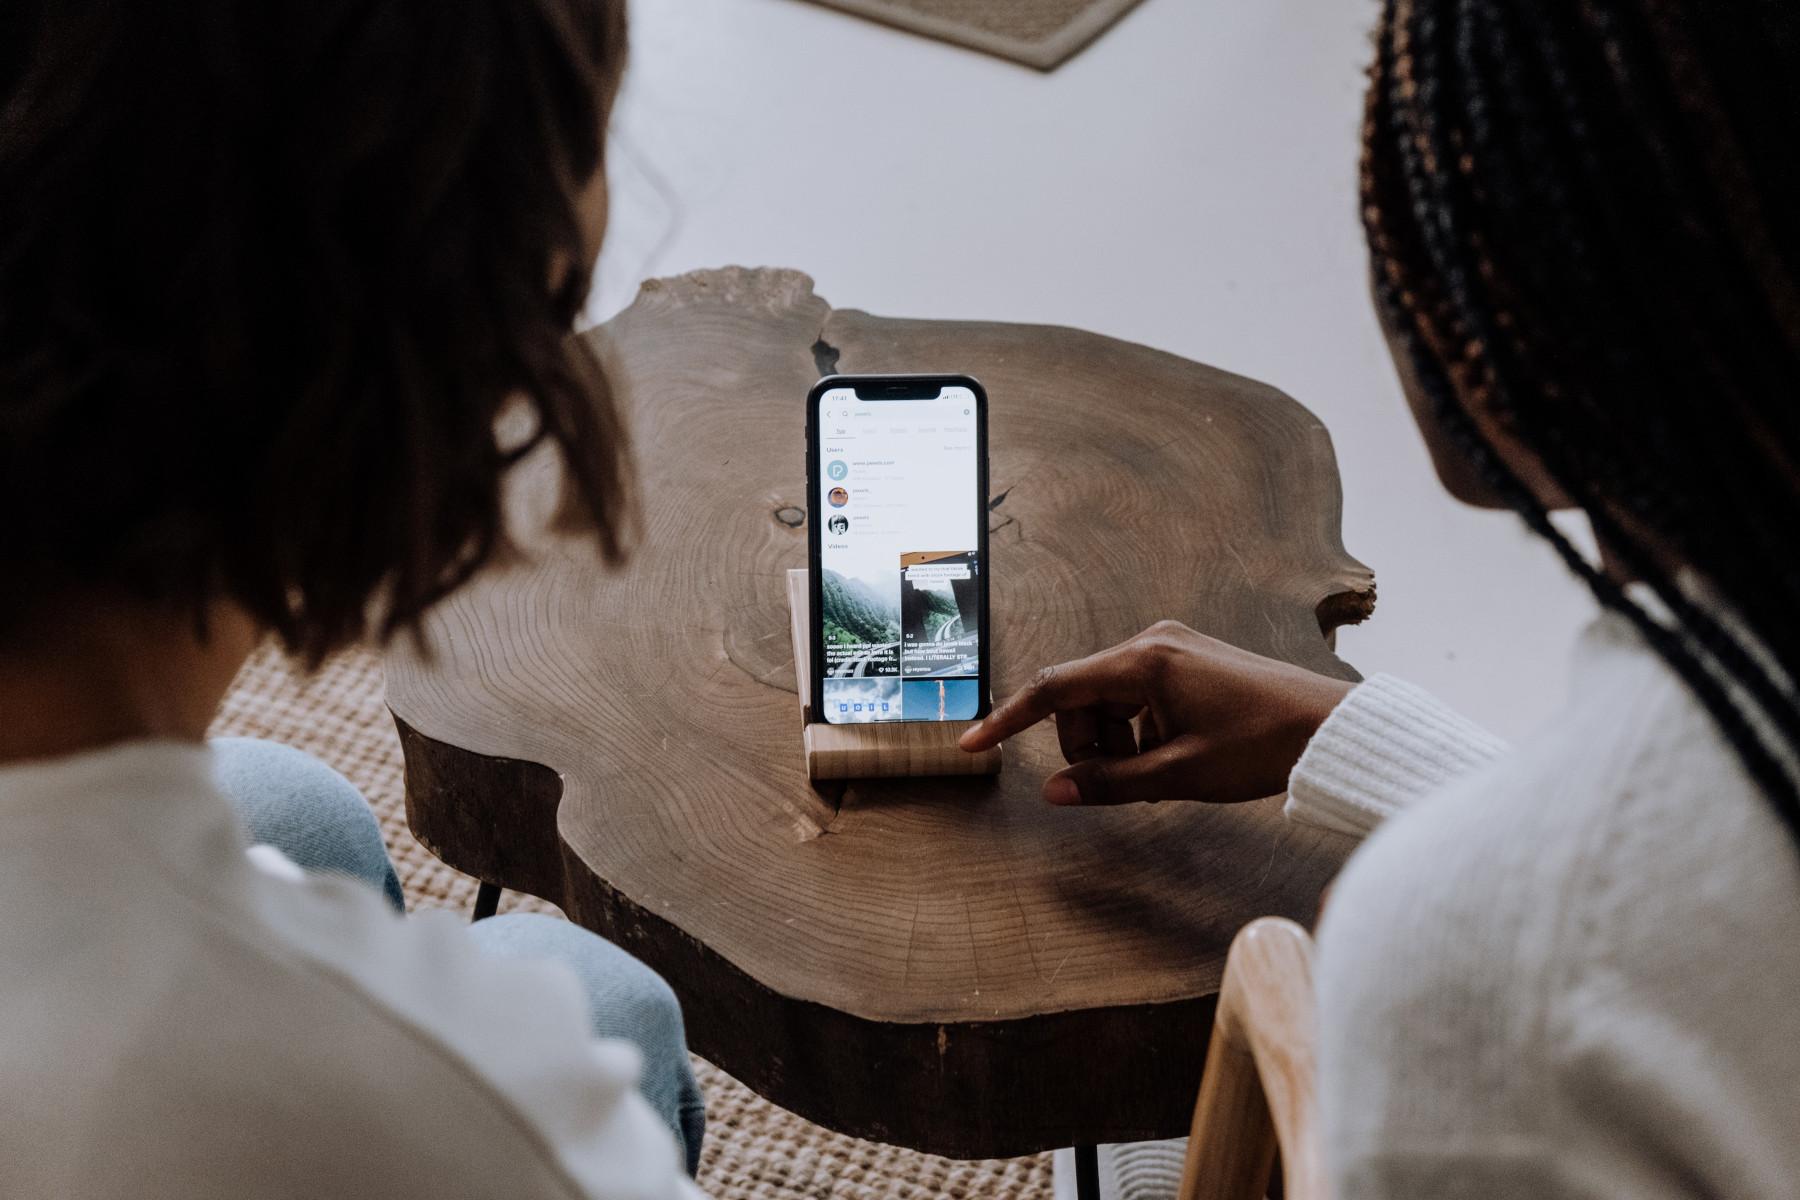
[1044,736,1201,806]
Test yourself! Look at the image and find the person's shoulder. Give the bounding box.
[27,866,689,1199]
[1319,624,1756,975]
[1337,613,1752,882]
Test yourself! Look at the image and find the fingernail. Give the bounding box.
[1044,776,1081,806]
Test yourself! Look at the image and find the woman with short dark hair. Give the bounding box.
[971,1,1800,1194]
[0,1,702,1195]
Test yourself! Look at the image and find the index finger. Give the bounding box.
[959,642,1150,751]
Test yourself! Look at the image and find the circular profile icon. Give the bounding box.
[827,459,849,481]
[828,487,849,508]
[828,515,849,535]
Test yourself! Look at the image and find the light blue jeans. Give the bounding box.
[212,737,706,1174]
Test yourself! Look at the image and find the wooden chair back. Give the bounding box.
[1176,917,1324,1200]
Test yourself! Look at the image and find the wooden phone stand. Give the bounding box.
[787,569,1002,781]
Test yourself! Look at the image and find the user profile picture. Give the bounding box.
[828,487,849,508]
[827,459,849,481]
[828,515,849,535]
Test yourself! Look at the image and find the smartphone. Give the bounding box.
[807,373,990,725]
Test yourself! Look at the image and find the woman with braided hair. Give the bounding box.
[967,0,1800,1193]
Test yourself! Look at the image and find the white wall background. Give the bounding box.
[586,0,1596,740]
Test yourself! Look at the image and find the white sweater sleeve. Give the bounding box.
[1284,674,1509,839]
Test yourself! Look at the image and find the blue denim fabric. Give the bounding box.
[211,736,705,1174]
[470,915,706,1172]
[212,737,407,911]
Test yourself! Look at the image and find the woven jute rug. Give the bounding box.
[210,643,1054,1200]
[796,0,1147,70]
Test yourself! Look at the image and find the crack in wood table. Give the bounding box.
[386,266,1371,1165]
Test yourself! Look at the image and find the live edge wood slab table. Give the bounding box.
[385,267,1374,1161]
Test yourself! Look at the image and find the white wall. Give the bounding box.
[588,0,1596,740]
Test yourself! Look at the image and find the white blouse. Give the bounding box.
[0,741,701,1200]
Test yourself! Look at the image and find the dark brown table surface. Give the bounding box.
[385,267,1370,1158]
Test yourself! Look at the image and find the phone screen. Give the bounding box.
[813,380,985,724]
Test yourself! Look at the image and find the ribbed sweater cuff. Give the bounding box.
[1284,674,1510,839]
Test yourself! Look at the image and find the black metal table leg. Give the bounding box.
[472,881,503,922]
[1074,1144,1101,1200]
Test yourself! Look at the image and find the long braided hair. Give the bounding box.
[1362,0,1800,840]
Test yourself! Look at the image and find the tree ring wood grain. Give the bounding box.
[386,267,1371,1158]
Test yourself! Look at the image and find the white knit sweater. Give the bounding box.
[0,743,700,1200]
[1288,612,1800,1198]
